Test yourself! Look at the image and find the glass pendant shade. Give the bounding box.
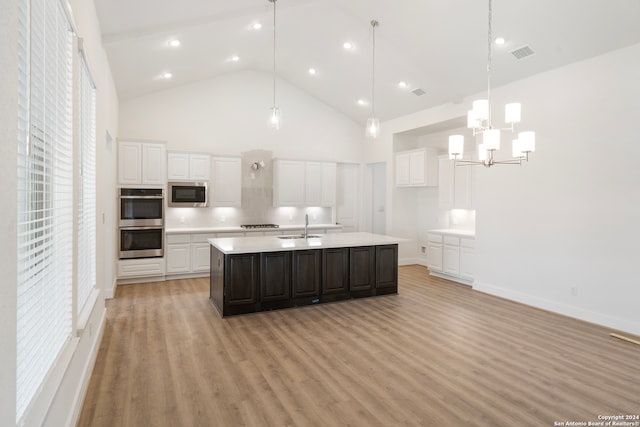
[472,99,489,121]
[483,128,501,150]
[467,110,480,128]
[269,107,281,130]
[512,139,524,158]
[366,117,380,139]
[518,131,535,152]
[448,135,464,159]
[478,143,488,162]
[505,103,521,124]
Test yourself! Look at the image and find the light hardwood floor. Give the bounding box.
[77,265,640,426]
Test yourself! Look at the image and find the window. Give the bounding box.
[77,46,97,322]
[16,0,74,422]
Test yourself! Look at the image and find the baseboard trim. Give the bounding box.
[473,281,640,336]
[104,277,117,299]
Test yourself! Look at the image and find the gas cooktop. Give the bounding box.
[240,224,280,229]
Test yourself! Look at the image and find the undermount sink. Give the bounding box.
[277,234,322,239]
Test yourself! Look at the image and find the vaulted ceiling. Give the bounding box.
[95,0,640,124]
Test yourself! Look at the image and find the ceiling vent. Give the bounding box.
[411,88,426,96]
[510,45,535,60]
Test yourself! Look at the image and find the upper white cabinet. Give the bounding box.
[212,156,241,207]
[274,159,336,207]
[118,140,166,186]
[167,152,210,181]
[395,148,438,187]
[438,155,474,209]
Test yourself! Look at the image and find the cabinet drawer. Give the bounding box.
[460,238,475,249]
[167,234,190,244]
[191,233,216,243]
[427,233,443,243]
[118,258,165,277]
[444,236,460,246]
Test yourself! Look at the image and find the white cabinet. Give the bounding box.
[118,140,166,186]
[167,152,210,181]
[426,233,443,273]
[438,155,474,209]
[443,236,461,276]
[212,157,241,207]
[395,148,438,187]
[459,238,475,280]
[274,159,336,207]
[166,233,215,276]
[117,257,165,278]
[426,231,474,285]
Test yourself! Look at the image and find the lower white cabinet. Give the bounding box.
[118,257,166,278]
[427,231,474,285]
[166,233,215,276]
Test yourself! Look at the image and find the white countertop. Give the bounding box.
[209,232,404,255]
[427,229,476,238]
[166,224,342,235]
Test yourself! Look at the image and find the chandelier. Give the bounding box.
[448,0,535,167]
[366,20,380,139]
[268,0,281,129]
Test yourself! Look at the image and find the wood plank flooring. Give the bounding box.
[77,265,640,427]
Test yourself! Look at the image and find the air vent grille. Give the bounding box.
[411,88,426,96]
[510,45,535,60]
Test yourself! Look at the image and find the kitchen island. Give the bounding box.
[209,232,402,316]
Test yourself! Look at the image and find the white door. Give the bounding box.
[370,162,386,235]
[336,163,359,232]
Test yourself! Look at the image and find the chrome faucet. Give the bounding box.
[304,214,309,239]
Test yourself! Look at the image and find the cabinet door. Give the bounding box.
[261,252,292,301]
[118,142,142,185]
[166,243,191,274]
[189,154,210,181]
[443,244,460,276]
[305,162,322,206]
[395,153,410,186]
[292,250,321,298]
[142,143,166,185]
[212,157,241,207]
[191,242,211,272]
[427,243,443,273]
[167,152,190,181]
[459,241,475,281]
[274,160,305,207]
[322,248,349,295]
[226,254,259,305]
[376,245,398,290]
[409,151,426,186]
[349,246,375,291]
[321,162,337,207]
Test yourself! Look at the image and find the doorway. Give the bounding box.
[366,162,386,235]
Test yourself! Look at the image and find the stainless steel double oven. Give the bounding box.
[118,188,164,259]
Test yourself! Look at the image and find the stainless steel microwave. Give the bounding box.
[168,182,208,207]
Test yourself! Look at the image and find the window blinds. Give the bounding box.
[77,51,97,318]
[16,0,74,422]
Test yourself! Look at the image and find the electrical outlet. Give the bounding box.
[220,215,226,222]
[179,216,185,224]
[420,246,426,254]
[571,286,578,296]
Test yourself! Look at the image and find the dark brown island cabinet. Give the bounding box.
[210,244,398,317]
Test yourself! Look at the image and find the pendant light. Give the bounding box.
[448,0,535,167]
[366,20,380,139]
[268,0,281,129]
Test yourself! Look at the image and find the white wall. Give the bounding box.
[472,42,640,335]
[119,70,365,162]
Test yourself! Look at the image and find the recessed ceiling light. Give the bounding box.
[398,81,409,88]
[357,99,367,106]
[308,68,317,75]
[168,39,181,48]
[343,42,353,50]
[230,55,240,62]
[495,37,505,45]
[251,22,262,30]
[162,72,172,79]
